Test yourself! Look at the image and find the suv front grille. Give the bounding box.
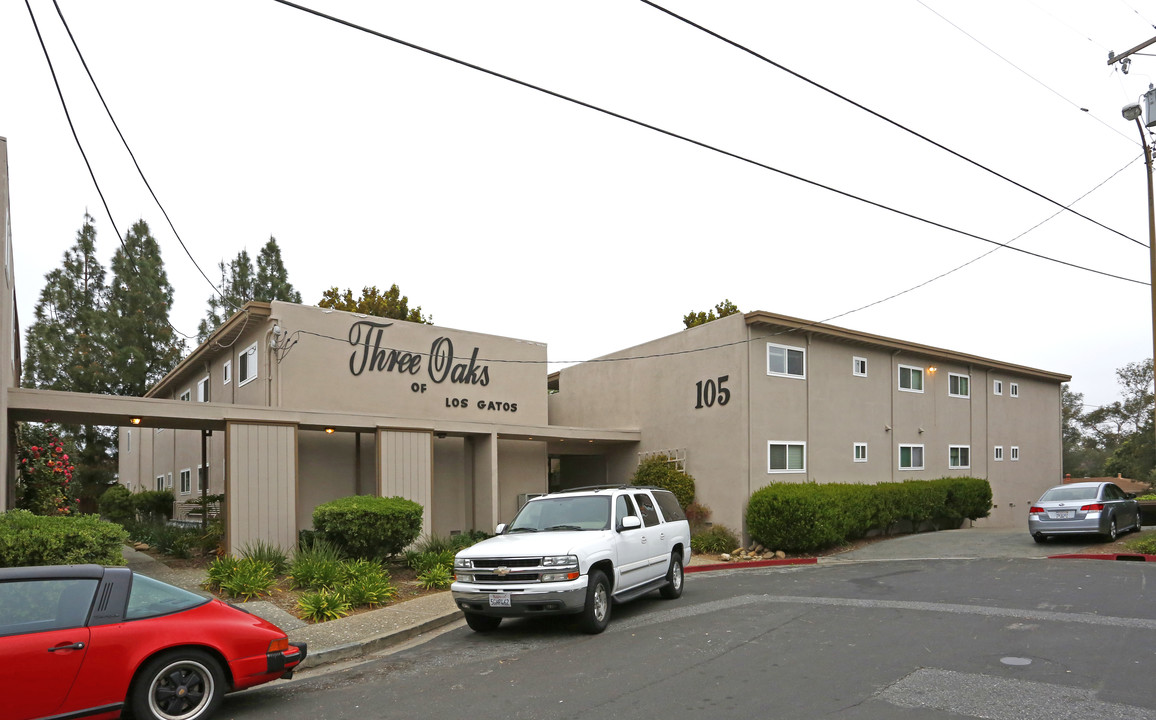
[471,558,541,569]
[473,572,541,583]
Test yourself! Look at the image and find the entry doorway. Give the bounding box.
[549,454,608,492]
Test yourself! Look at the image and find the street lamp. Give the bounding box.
[1122,98,1156,459]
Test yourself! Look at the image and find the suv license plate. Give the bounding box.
[489,593,511,607]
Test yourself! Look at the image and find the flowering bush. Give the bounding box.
[15,436,78,516]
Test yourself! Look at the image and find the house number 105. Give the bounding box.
[695,375,731,409]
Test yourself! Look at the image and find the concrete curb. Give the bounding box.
[1048,553,1156,562]
[299,612,463,669]
[685,558,817,574]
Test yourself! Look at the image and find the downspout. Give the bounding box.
[264,322,276,408]
[891,350,900,482]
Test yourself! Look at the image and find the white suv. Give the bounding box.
[451,485,691,634]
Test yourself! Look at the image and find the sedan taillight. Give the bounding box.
[1080,503,1105,512]
[1029,506,1044,514]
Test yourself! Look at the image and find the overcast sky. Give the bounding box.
[3,1,1156,408]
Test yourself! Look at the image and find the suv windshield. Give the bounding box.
[508,496,611,532]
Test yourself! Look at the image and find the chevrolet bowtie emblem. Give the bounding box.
[496,567,510,576]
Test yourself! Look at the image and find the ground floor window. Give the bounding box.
[180,469,192,494]
[155,475,165,491]
[899,444,924,470]
[948,445,970,469]
[853,442,868,462]
[768,441,806,473]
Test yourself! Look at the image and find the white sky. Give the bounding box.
[3,0,1156,408]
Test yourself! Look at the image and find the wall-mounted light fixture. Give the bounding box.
[129,418,142,425]
[927,366,938,374]
[324,428,335,434]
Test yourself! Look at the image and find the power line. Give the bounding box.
[641,0,1146,248]
[22,0,195,340]
[270,0,1148,287]
[48,0,235,314]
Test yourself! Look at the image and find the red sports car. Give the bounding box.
[0,564,306,720]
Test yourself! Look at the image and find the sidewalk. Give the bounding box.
[122,546,463,670]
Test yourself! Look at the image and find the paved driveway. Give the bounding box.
[827,527,1125,562]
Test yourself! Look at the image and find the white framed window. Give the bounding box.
[223,360,232,385]
[853,442,868,462]
[1010,446,1020,461]
[948,373,970,398]
[768,441,806,473]
[198,464,209,491]
[179,389,191,402]
[238,342,258,386]
[898,365,924,393]
[853,357,867,377]
[948,445,971,469]
[197,376,209,402]
[993,380,1003,396]
[1010,382,1019,398]
[899,444,924,470]
[155,475,165,491]
[767,343,805,378]
[994,446,1004,461]
[179,469,192,494]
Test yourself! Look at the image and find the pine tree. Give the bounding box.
[255,236,301,304]
[106,219,185,397]
[22,214,115,508]
[197,249,256,342]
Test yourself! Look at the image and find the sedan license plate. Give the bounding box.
[1051,510,1074,519]
[489,593,511,608]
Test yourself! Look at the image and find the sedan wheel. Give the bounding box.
[1104,518,1118,543]
[131,649,224,720]
[1032,533,1047,544]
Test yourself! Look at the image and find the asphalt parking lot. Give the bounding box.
[827,527,1133,562]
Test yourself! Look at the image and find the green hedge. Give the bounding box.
[0,510,129,567]
[631,456,696,508]
[133,490,175,521]
[746,477,992,553]
[313,495,423,560]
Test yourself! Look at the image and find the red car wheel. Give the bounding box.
[130,648,225,720]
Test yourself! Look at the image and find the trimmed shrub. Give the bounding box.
[99,484,135,525]
[631,456,696,508]
[746,478,993,554]
[132,490,175,522]
[691,525,738,554]
[0,510,128,567]
[312,495,423,560]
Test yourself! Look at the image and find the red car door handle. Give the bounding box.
[48,642,85,652]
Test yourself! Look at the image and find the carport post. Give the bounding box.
[201,429,210,530]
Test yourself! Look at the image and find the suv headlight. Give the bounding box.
[454,557,474,569]
[541,555,578,567]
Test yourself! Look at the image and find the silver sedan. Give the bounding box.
[1028,481,1142,543]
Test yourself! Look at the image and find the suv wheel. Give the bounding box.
[579,570,611,634]
[659,554,683,599]
[464,612,501,632]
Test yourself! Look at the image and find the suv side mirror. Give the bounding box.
[619,515,641,531]
[495,523,507,535]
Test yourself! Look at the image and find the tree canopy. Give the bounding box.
[318,284,432,324]
[1064,359,1155,484]
[197,236,301,341]
[683,299,741,329]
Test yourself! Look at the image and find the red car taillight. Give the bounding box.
[1080,503,1105,512]
[1029,506,1044,514]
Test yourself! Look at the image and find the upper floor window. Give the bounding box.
[223,360,232,385]
[948,373,970,398]
[179,389,191,402]
[853,357,867,377]
[898,444,924,470]
[179,469,192,494]
[948,445,971,469]
[994,446,1004,461]
[238,342,258,387]
[1010,382,1019,398]
[898,365,924,393]
[1010,446,1020,461]
[767,343,805,378]
[993,380,1003,396]
[768,441,806,473]
[197,376,209,402]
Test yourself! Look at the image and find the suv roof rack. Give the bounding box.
[556,484,665,494]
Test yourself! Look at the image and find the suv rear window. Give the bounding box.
[652,491,686,522]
